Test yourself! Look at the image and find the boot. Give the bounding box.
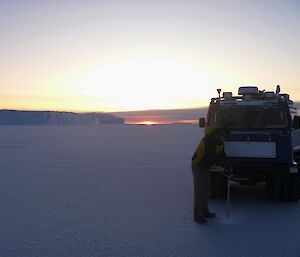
[194,210,207,224]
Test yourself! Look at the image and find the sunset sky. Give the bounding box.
[1,0,300,112]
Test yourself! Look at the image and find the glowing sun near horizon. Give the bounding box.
[61,57,218,112]
[138,121,157,125]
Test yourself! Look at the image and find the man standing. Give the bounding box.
[191,124,226,224]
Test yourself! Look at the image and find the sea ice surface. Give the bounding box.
[0,125,299,257]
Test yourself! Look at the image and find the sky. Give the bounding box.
[1,0,300,112]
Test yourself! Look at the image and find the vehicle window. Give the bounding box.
[216,106,288,128]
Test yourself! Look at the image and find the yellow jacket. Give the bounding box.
[192,126,225,167]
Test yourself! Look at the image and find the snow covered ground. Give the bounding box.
[0,125,300,257]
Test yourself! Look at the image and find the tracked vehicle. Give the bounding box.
[199,86,300,201]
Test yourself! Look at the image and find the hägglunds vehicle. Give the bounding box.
[199,86,300,201]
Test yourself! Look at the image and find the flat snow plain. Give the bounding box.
[0,125,300,257]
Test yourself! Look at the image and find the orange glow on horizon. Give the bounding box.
[127,120,166,125]
[137,120,157,125]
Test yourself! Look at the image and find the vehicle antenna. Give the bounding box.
[276,85,280,94]
[217,89,222,99]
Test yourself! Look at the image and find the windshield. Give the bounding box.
[214,106,288,128]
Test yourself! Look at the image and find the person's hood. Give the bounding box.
[204,126,215,135]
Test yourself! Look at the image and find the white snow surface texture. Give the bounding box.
[0,125,300,257]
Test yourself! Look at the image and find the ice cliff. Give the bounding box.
[0,110,124,125]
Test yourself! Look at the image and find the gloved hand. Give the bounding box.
[209,164,224,172]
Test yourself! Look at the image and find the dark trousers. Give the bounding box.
[192,164,211,218]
